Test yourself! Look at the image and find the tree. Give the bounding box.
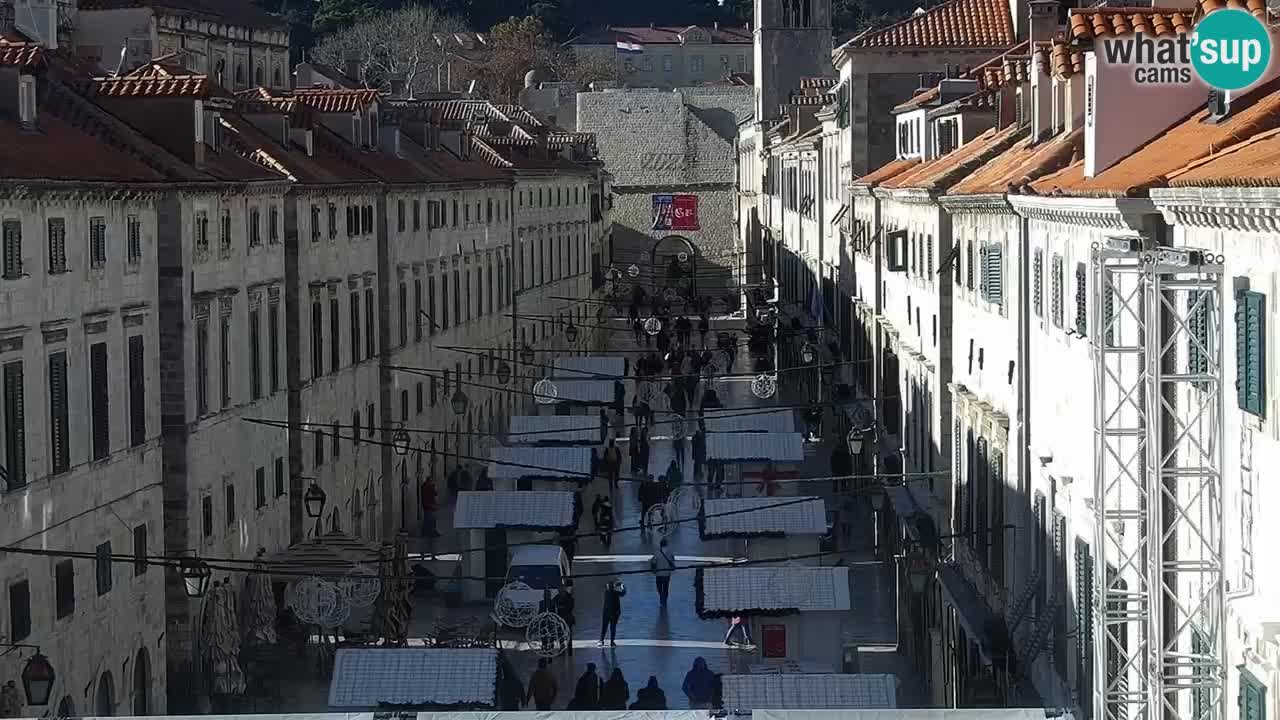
[310,5,470,97]
[477,15,623,103]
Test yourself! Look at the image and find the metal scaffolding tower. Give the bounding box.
[1092,242,1226,720]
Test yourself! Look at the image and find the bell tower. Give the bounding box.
[754,0,834,123]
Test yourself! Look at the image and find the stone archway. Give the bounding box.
[650,234,698,300]
[96,670,116,717]
[133,648,151,715]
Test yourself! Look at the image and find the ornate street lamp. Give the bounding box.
[800,342,817,365]
[519,344,536,366]
[564,321,579,344]
[20,653,55,706]
[451,388,469,416]
[627,264,640,278]
[179,556,212,599]
[846,428,864,455]
[496,361,512,385]
[906,549,933,593]
[869,489,885,512]
[392,425,411,456]
[303,482,327,518]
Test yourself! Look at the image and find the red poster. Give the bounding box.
[672,195,699,230]
[762,623,787,658]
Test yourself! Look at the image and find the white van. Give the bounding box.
[496,545,571,623]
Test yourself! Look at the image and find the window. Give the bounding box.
[428,274,437,336]
[219,310,231,407]
[7,580,29,642]
[96,541,113,595]
[452,269,460,326]
[663,55,673,72]
[350,291,361,364]
[401,389,409,421]
[397,199,406,232]
[1,220,20,279]
[128,336,145,447]
[1074,262,1088,335]
[332,421,340,458]
[1236,290,1267,417]
[414,279,423,342]
[133,525,147,576]
[362,205,373,234]
[201,495,212,538]
[43,351,70,478]
[691,55,704,73]
[310,205,322,242]
[126,215,142,265]
[196,316,209,414]
[47,217,66,273]
[310,298,323,378]
[313,423,324,466]
[399,281,407,347]
[268,300,280,392]
[255,466,266,508]
[248,206,262,247]
[225,484,236,526]
[1240,668,1267,720]
[1051,254,1064,328]
[981,243,1003,306]
[218,210,231,255]
[328,204,338,239]
[90,342,109,460]
[55,560,74,619]
[346,206,357,237]
[416,382,424,414]
[1077,539,1095,710]
[249,306,262,400]
[268,206,280,244]
[353,410,361,446]
[329,296,340,372]
[274,457,284,497]
[1032,249,1043,317]
[364,287,375,358]
[367,404,375,437]
[89,216,107,268]
[413,200,421,231]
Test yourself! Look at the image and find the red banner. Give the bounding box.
[672,195,699,230]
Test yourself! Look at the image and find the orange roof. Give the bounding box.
[844,0,1014,49]
[1037,40,1084,79]
[1031,77,1280,197]
[290,88,380,114]
[88,61,214,98]
[892,41,1029,113]
[1201,0,1267,18]
[1164,126,1280,187]
[0,103,167,182]
[882,123,1025,190]
[0,38,43,67]
[1068,7,1194,41]
[952,127,1083,194]
[852,158,921,188]
[800,77,838,90]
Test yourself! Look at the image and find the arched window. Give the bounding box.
[254,66,263,86]
[57,697,75,718]
[133,648,151,715]
[272,65,282,87]
[801,0,812,26]
[352,489,363,539]
[214,59,225,86]
[96,671,116,717]
[235,62,245,86]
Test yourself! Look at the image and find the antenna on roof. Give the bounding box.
[113,41,127,77]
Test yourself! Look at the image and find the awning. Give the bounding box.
[937,563,1002,666]
[722,673,896,713]
[548,379,618,405]
[487,446,593,481]
[882,485,938,547]
[452,491,574,530]
[263,531,382,578]
[554,356,626,379]
[703,409,796,434]
[707,432,806,462]
[753,711,1048,720]
[507,415,602,445]
[328,648,497,709]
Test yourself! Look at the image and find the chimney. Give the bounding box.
[17,73,37,129]
[290,126,314,156]
[1028,0,1058,47]
[714,21,719,30]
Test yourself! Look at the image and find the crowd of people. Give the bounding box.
[498,654,724,711]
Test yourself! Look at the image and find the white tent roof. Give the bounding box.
[554,356,627,379]
[488,446,593,480]
[453,491,574,529]
[701,497,827,538]
[700,566,850,613]
[752,712,1050,720]
[508,415,602,444]
[328,648,497,708]
[722,674,897,712]
[703,409,796,434]
[707,432,806,462]
[548,379,617,404]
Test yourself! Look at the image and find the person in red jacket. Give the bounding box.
[421,478,441,538]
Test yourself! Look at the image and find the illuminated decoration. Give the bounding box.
[628,264,640,278]
[526,612,572,657]
[533,378,559,404]
[494,582,540,628]
[751,374,777,399]
[340,564,382,609]
[644,317,662,335]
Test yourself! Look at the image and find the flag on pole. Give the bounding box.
[616,37,644,54]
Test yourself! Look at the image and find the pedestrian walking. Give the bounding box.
[629,427,642,477]
[629,303,640,324]
[656,328,670,354]
[554,586,576,656]
[759,460,779,497]
[639,474,660,534]
[676,315,692,346]
[632,317,644,344]
[639,429,651,475]
[650,537,675,606]
[572,490,584,529]
[526,658,559,710]
[682,657,717,709]
[603,438,623,490]
[632,394,646,429]
[475,466,492,491]
[666,457,683,488]
[559,525,577,564]
[457,463,473,492]
[571,663,603,710]
[497,651,525,710]
[830,442,853,493]
[597,496,615,547]
[698,311,710,348]
[601,668,630,710]
[420,477,441,537]
[599,579,625,646]
[631,677,668,710]
[692,427,707,480]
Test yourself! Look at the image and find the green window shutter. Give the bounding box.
[1236,291,1266,417]
[1188,290,1208,375]
[1191,628,1208,720]
[1033,249,1043,317]
[1075,540,1094,705]
[1075,263,1088,336]
[1240,668,1267,720]
[1051,255,1064,328]
[983,244,1003,306]
[1104,284,1116,347]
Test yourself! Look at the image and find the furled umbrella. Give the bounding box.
[370,541,399,644]
[240,550,278,647]
[201,580,247,697]
[385,532,414,646]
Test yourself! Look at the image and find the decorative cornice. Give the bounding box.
[1008,194,1155,231]
[939,193,1013,214]
[1150,186,1280,232]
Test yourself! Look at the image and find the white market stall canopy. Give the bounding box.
[548,379,617,404]
[508,415,603,444]
[701,497,827,539]
[487,446,593,480]
[704,409,796,434]
[722,673,898,713]
[707,432,806,462]
[328,648,497,709]
[555,356,627,379]
[698,566,850,615]
[753,712,1050,720]
[453,491,575,529]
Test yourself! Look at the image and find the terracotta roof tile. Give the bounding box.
[951,127,1084,194]
[1165,126,1280,186]
[470,137,515,168]
[892,41,1029,112]
[0,38,43,67]
[571,25,752,45]
[1068,7,1193,41]
[1199,0,1267,19]
[852,157,922,187]
[800,77,838,90]
[86,61,220,98]
[1046,40,1084,79]
[1031,76,1280,197]
[493,103,545,131]
[883,123,1026,190]
[844,0,1015,49]
[290,88,381,114]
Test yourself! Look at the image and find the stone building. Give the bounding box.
[578,86,750,300]
[74,0,289,91]
[567,24,752,90]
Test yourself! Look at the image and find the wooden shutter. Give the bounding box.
[2,219,22,278]
[983,244,1003,305]
[90,342,109,460]
[1076,539,1095,705]
[1,362,24,489]
[249,308,261,400]
[1075,263,1088,335]
[1236,290,1266,417]
[49,352,69,473]
[1051,255,1064,328]
[310,301,323,378]
[1188,290,1208,375]
[1240,668,1267,720]
[1033,249,1043,317]
[128,336,145,447]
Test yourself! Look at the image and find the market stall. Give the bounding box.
[452,491,575,601]
[699,497,828,565]
[554,356,627,379]
[327,648,497,710]
[703,409,797,434]
[721,673,898,714]
[486,446,594,491]
[696,566,851,669]
[536,379,623,417]
[507,415,605,446]
[705,432,806,497]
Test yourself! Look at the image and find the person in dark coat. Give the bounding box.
[682,657,716,708]
[596,496,615,547]
[526,658,558,710]
[457,464,472,492]
[572,663,603,710]
[629,427,642,478]
[497,651,525,710]
[631,676,668,710]
[830,442,854,493]
[639,475,660,534]
[572,491,584,529]
[692,428,707,480]
[701,387,722,410]
[554,587,576,656]
[676,315,692,346]
[639,429,651,475]
[601,668,630,710]
[559,525,577,564]
[599,579,625,646]
[698,312,710,348]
